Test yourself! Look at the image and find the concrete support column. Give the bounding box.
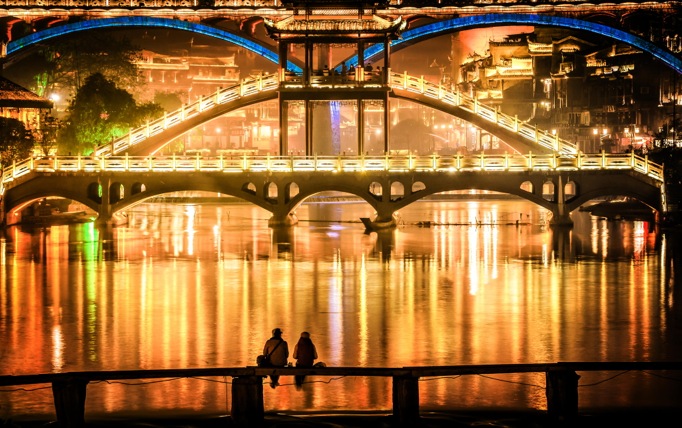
[96,178,112,225]
[231,376,264,426]
[358,100,364,155]
[383,95,390,153]
[52,379,89,428]
[306,100,313,156]
[546,369,580,423]
[550,175,573,228]
[279,98,288,155]
[392,375,420,426]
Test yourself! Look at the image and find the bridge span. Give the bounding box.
[0,152,664,229]
[2,1,681,73]
[93,72,579,158]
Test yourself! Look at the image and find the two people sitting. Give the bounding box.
[261,328,320,389]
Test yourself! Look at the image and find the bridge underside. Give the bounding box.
[1,169,662,228]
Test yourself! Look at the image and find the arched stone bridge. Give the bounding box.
[0,153,664,229]
[94,72,579,157]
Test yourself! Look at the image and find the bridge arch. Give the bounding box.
[6,14,679,75]
[346,14,682,74]
[4,16,302,74]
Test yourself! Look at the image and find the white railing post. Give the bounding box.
[528,151,533,169]
[554,133,560,152]
[420,76,425,93]
[504,152,509,170]
[456,153,461,170]
[219,154,224,171]
[145,121,151,137]
[53,156,58,170]
[514,115,519,132]
[601,150,606,169]
[125,153,130,171]
[13,160,17,177]
[645,155,650,174]
[78,154,82,170]
[148,156,152,171]
[196,152,201,171]
[479,152,484,169]
[164,111,168,128]
[29,157,34,171]
[403,71,408,90]
[172,154,176,171]
[577,151,582,169]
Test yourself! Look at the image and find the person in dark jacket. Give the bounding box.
[263,328,289,388]
[293,331,318,389]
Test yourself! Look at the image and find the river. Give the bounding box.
[1,197,681,420]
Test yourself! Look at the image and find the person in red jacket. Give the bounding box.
[293,331,318,389]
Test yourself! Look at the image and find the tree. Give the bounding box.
[22,33,142,101]
[0,117,35,168]
[58,73,163,155]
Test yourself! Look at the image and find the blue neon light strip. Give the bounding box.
[342,14,682,74]
[6,16,303,74]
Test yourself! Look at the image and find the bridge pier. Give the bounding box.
[550,175,573,228]
[268,212,298,228]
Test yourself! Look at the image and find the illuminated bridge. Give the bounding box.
[93,72,579,157]
[0,0,677,229]
[1,1,681,74]
[0,152,665,228]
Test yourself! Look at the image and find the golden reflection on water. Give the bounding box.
[1,200,681,418]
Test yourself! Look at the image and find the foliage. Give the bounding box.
[153,91,184,112]
[58,73,163,155]
[32,116,63,157]
[0,117,35,168]
[27,33,142,101]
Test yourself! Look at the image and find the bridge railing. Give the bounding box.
[93,73,279,157]
[1,152,664,185]
[91,70,578,160]
[388,72,578,155]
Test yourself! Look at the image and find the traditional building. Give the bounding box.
[0,75,53,126]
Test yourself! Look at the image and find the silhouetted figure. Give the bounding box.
[293,331,318,389]
[263,328,289,388]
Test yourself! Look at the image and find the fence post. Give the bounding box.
[231,376,264,426]
[392,375,420,426]
[52,379,89,428]
[545,368,580,423]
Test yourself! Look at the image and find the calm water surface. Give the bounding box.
[1,198,681,419]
